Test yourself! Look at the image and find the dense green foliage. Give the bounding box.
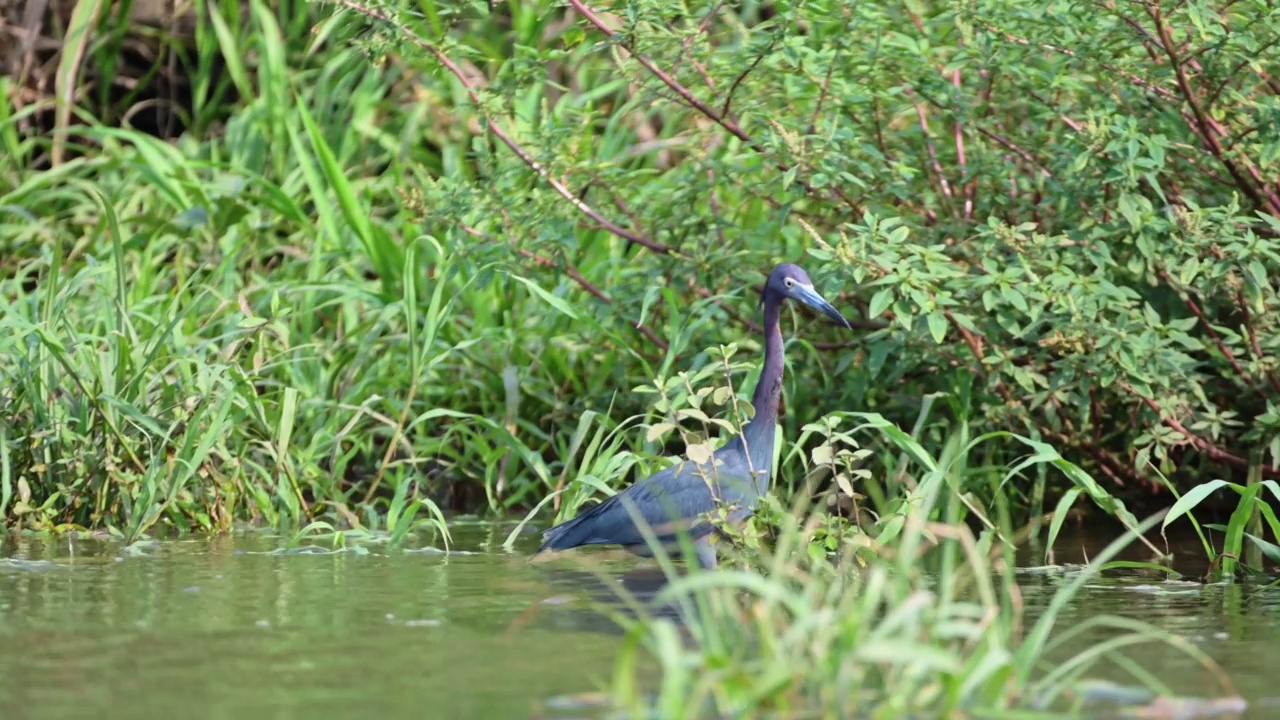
[606,428,1234,717]
[3,0,1280,556]
[4,1,1275,715]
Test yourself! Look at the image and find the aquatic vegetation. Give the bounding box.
[1160,471,1280,580]
[602,425,1238,719]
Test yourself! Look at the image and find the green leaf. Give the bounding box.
[781,166,798,190]
[1162,479,1238,530]
[982,290,998,311]
[926,312,947,344]
[1260,480,1280,505]
[562,26,585,49]
[848,412,938,473]
[685,442,713,464]
[510,275,579,319]
[867,340,892,379]
[676,407,710,422]
[1000,285,1028,312]
[811,445,834,465]
[869,288,894,318]
[1178,257,1200,285]
[1046,487,1083,553]
[1244,533,1280,563]
[1248,260,1267,290]
[1117,193,1141,229]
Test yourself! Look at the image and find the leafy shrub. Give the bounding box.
[337,0,1280,507]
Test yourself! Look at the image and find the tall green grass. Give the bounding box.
[2,0,646,534]
[591,423,1237,718]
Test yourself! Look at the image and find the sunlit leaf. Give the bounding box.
[686,442,713,464]
[510,275,579,319]
[646,423,676,442]
[1162,480,1237,530]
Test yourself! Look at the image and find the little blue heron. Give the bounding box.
[534,263,851,569]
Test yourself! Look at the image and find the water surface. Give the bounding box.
[1,524,1276,719]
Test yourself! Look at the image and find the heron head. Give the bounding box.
[764,263,852,329]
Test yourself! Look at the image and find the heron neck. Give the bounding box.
[747,297,784,434]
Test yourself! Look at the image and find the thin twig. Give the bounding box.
[706,168,728,247]
[458,224,670,350]
[1129,386,1280,478]
[671,0,723,88]
[974,127,1052,178]
[905,87,953,201]
[940,300,1149,489]
[952,69,974,220]
[1257,69,1280,96]
[980,22,1179,101]
[1235,288,1280,396]
[945,311,984,363]
[690,59,716,92]
[1158,269,1246,377]
[338,1,670,254]
[566,0,863,213]
[1147,4,1280,216]
[721,38,775,119]
[807,51,838,136]
[1204,37,1280,110]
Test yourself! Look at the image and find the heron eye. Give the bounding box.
[784,278,794,288]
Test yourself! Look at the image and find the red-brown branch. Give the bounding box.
[721,38,774,119]
[807,53,838,137]
[460,224,670,350]
[1129,386,1280,479]
[671,0,723,89]
[338,1,670,254]
[980,22,1179,101]
[1158,269,1247,377]
[905,86,954,204]
[565,0,862,214]
[953,69,975,221]
[1147,4,1280,217]
[945,311,985,365]
[973,127,1053,178]
[1235,288,1280,396]
[706,168,729,247]
[944,303,1149,489]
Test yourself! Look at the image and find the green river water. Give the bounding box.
[1,524,1277,719]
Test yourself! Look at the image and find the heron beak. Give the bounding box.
[794,284,852,329]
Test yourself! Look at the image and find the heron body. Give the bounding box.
[535,264,851,569]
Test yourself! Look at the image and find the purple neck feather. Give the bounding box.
[747,293,784,434]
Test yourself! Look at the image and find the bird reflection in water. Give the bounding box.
[510,559,705,638]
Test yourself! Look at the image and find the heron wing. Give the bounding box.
[538,443,761,551]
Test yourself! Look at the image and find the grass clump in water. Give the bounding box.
[600,421,1238,719]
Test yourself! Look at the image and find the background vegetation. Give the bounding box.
[5,1,1278,715]
[3,0,1280,550]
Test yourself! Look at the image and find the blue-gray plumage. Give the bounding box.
[534,264,851,569]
